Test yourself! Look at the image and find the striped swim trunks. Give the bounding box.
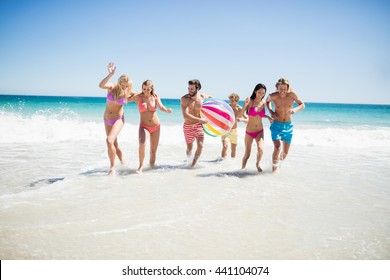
[183,123,204,144]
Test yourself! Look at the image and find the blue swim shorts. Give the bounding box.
[270,121,294,144]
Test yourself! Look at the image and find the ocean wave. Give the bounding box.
[0,112,104,143]
[1,113,390,148]
[294,126,390,148]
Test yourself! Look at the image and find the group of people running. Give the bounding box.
[99,62,305,175]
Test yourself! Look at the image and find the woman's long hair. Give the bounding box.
[142,80,156,97]
[111,74,131,99]
[250,83,267,100]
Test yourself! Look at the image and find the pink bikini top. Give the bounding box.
[248,102,266,117]
[107,92,126,105]
[137,95,157,113]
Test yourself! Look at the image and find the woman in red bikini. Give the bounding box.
[129,80,173,174]
[239,83,273,172]
[99,62,134,175]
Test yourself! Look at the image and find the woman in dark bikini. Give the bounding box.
[128,80,173,174]
[99,62,134,175]
[239,83,273,172]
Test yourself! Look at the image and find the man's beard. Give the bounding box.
[189,91,197,97]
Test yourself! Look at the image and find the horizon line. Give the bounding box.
[0,93,389,106]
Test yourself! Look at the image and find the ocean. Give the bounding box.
[0,94,389,259]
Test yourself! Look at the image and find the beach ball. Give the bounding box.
[200,98,235,137]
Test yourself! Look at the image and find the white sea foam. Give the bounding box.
[1,112,390,149]
[0,113,103,143]
[294,126,390,148]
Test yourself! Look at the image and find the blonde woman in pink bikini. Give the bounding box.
[99,62,135,175]
[129,80,173,174]
[240,83,273,172]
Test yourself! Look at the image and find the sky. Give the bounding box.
[0,0,389,104]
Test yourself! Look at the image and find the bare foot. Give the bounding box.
[136,165,143,175]
[272,163,279,173]
[242,158,248,169]
[256,165,263,172]
[108,168,115,176]
[191,156,199,167]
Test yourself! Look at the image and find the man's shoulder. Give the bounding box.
[267,91,279,100]
[287,91,298,99]
[199,92,208,99]
[181,94,191,104]
[233,104,242,111]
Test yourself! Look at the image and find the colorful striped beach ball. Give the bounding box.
[200,98,235,137]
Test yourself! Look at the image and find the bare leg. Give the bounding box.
[137,126,147,174]
[242,134,253,169]
[255,133,264,172]
[149,128,160,167]
[113,139,124,165]
[221,139,228,158]
[186,143,193,157]
[272,140,282,173]
[231,143,237,158]
[105,119,124,175]
[280,141,291,161]
[191,137,204,167]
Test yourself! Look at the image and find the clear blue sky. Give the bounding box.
[0,0,389,104]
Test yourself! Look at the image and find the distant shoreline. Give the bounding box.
[1,93,389,106]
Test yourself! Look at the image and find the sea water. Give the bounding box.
[0,95,389,259]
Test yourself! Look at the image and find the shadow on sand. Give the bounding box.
[27,177,65,187]
[79,163,189,176]
[26,163,259,187]
[197,170,262,178]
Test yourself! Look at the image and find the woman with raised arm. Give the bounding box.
[99,62,134,175]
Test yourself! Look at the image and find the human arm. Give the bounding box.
[156,94,173,113]
[266,94,277,119]
[288,92,305,115]
[258,99,273,123]
[237,97,250,118]
[180,96,207,124]
[202,93,213,99]
[127,92,140,103]
[238,115,248,124]
[236,105,248,123]
[264,114,274,123]
[99,62,116,90]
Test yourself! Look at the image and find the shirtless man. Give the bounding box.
[266,78,305,172]
[181,79,209,167]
